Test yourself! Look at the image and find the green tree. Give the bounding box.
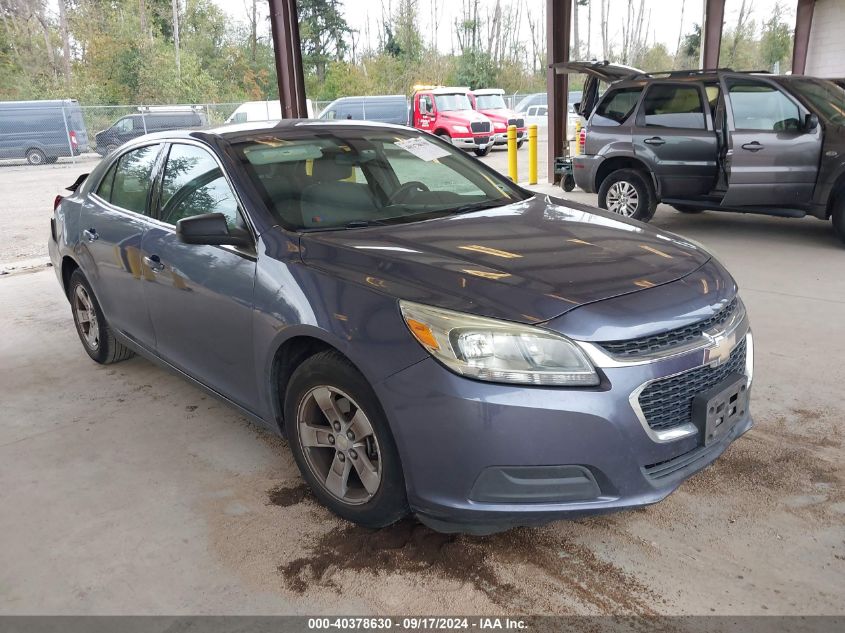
[297,0,349,83]
[760,2,793,72]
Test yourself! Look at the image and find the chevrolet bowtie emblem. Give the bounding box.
[704,330,736,367]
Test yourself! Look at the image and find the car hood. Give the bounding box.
[439,110,490,125]
[478,108,520,123]
[299,195,711,324]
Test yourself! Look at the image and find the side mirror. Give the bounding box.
[804,113,819,132]
[176,213,252,248]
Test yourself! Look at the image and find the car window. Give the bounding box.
[96,163,117,200]
[115,118,132,133]
[593,87,642,126]
[235,130,526,230]
[110,144,160,214]
[159,143,243,229]
[642,84,706,129]
[727,80,802,131]
[420,95,433,114]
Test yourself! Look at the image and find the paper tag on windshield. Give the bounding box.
[394,137,451,161]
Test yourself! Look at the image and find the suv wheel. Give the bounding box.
[832,195,845,245]
[474,145,492,157]
[284,350,409,528]
[68,269,134,364]
[598,169,657,222]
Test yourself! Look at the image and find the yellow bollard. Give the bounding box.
[573,118,582,156]
[507,124,518,182]
[528,124,538,185]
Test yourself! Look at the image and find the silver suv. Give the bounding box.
[558,62,845,245]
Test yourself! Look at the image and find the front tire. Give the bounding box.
[517,139,525,149]
[26,148,46,165]
[474,145,492,157]
[284,350,409,528]
[68,269,134,364]
[598,168,657,222]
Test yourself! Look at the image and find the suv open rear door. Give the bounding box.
[552,61,644,118]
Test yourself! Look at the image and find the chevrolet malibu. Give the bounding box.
[48,121,753,534]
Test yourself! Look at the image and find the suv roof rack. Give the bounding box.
[632,68,772,79]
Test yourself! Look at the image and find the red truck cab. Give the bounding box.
[468,88,527,148]
[411,86,494,156]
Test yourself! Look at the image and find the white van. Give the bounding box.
[225,99,314,124]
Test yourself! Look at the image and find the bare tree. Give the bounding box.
[573,0,579,59]
[675,0,686,59]
[600,0,609,60]
[586,0,591,59]
[172,0,180,78]
[57,0,70,82]
[729,0,754,64]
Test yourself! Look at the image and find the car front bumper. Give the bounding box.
[451,135,494,150]
[491,130,527,145]
[375,327,753,534]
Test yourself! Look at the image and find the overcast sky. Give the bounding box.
[217,0,794,59]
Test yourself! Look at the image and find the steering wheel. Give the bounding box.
[388,181,430,205]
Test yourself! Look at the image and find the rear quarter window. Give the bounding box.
[593,87,643,126]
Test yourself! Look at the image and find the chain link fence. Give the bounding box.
[0,94,551,167]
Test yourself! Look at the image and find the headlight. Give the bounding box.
[453,125,469,133]
[399,301,599,386]
[494,122,506,131]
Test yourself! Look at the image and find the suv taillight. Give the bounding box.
[54,195,64,211]
[578,128,586,154]
[69,130,78,149]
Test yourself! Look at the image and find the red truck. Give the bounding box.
[468,88,527,149]
[410,86,495,156]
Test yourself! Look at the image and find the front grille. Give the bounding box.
[471,121,491,134]
[600,298,738,358]
[507,117,525,128]
[638,338,747,432]
[474,136,490,145]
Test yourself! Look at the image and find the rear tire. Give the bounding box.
[598,168,657,222]
[284,350,409,528]
[474,145,492,157]
[68,269,134,364]
[672,204,705,214]
[832,195,845,245]
[26,148,46,165]
[561,174,576,192]
[436,133,451,145]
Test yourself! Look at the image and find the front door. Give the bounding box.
[81,143,163,349]
[632,82,719,198]
[141,142,258,409]
[720,75,822,207]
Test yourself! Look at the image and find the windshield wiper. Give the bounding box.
[446,200,513,216]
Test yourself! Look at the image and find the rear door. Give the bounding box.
[81,143,163,349]
[141,142,258,408]
[720,74,822,207]
[632,82,718,198]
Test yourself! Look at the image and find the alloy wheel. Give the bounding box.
[296,385,382,505]
[73,284,100,350]
[606,180,639,217]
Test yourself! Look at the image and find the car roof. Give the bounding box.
[127,120,417,146]
[473,88,505,96]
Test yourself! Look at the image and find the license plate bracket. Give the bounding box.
[692,373,749,446]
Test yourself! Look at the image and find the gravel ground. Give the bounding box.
[1,152,844,616]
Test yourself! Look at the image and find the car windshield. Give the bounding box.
[475,94,507,109]
[233,128,527,230]
[434,94,472,111]
[788,78,845,125]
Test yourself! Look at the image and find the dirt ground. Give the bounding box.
[0,158,843,616]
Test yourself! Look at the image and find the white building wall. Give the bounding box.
[804,0,845,76]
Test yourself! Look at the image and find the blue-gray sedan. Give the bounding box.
[48,121,753,534]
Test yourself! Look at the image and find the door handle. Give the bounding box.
[643,136,665,146]
[741,141,764,152]
[143,254,165,272]
[82,228,98,242]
